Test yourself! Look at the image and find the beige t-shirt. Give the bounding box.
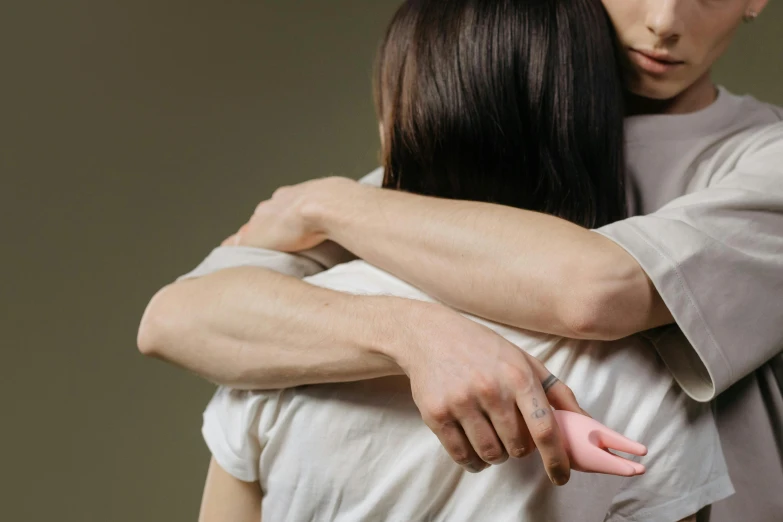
[193,258,731,521]
[594,87,783,522]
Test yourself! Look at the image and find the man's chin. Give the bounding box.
[627,81,684,102]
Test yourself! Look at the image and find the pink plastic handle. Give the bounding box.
[554,410,647,477]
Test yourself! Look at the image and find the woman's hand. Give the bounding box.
[228,176,361,251]
[397,302,585,486]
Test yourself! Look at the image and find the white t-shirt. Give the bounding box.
[194,257,733,522]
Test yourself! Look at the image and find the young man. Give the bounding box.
[139,1,781,520]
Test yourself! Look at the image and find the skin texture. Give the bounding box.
[139,0,769,491]
[603,0,770,113]
[198,458,261,522]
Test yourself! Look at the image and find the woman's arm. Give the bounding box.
[199,458,261,522]
[242,177,673,341]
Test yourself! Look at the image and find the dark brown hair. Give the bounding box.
[375,0,626,228]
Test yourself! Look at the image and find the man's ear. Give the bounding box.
[747,0,770,17]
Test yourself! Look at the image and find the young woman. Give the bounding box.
[182,1,731,520]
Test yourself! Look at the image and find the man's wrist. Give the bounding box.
[350,294,434,375]
[300,177,371,243]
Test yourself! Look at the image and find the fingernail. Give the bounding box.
[465,463,489,473]
[551,472,570,486]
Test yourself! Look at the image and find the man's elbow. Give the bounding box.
[561,293,625,341]
[560,258,653,341]
[137,284,179,358]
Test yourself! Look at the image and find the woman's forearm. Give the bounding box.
[137,266,406,389]
[199,458,261,522]
[314,186,670,340]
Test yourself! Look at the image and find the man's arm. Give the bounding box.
[245,177,673,341]
[138,266,403,389]
[139,261,582,484]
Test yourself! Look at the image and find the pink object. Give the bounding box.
[554,410,647,477]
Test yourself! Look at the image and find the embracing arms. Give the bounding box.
[140,260,582,483]
[240,176,673,340]
[137,175,662,485]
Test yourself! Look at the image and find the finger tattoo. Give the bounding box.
[532,407,548,419]
[541,374,559,393]
[531,398,548,418]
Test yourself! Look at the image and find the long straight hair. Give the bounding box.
[374,0,627,228]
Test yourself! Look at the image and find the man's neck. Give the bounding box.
[625,72,718,117]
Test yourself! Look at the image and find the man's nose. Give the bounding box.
[645,0,685,43]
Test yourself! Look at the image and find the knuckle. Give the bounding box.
[509,445,533,458]
[476,435,505,462]
[451,451,473,467]
[476,380,501,405]
[480,447,506,463]
[425,404,453,425]
[512,367,536,394]
[474,375,496,395]
[505,431,531,458]
[534,423,557,445]
[449,391,474,410]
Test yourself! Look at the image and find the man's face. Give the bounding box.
[602,0,769,100]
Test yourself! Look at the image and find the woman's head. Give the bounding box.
[375,0,627,229]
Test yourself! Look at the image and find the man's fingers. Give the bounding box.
[482,401,534,460]
[517,391,571,486]
[428,418,487,473]
[456,410,507,465]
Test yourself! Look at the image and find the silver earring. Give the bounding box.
[743,11,758,23]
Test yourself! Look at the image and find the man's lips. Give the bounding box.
[628,48,685,75]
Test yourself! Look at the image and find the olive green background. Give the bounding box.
[1,2,780,521]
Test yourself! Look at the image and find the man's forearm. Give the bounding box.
[137,266,408,389]
[314,186,670,340]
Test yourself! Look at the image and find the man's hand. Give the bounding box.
[214,176,585,484]
[395,302,584,486]
[231,176,360,251]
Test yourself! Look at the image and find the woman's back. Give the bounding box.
[203,261,732,522]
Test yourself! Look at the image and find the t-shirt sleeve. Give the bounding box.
[202,386,283,483]
[596,123,783,402]
[604,386,734,522]
[358,166,384,187]
[178,246,325,281]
